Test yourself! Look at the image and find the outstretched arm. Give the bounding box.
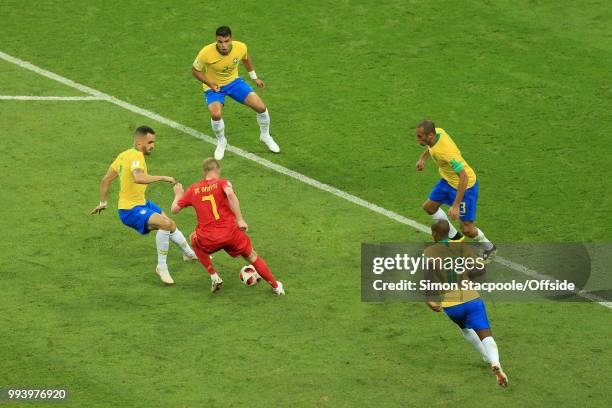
[91,166,118,214]
[224,186,248,231]
[241,55,265,89]
[132,169,176,185]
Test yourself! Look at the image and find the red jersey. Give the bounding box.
[177,178,237,238]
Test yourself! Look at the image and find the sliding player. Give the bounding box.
[91,126,197,285]
[192,25,280,160]
[171,158,284,295]
[424,220,508,388]
[415,119,496,261]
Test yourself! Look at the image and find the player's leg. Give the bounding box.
[468,299,508,387]
[155,211,197,261]
[443,303,488,362]
[423,200,462,241]
[228,78,280,153]
[207,100,228,160]
[460,327,490,363]
[424,179,463,241]
[147,212,177,285]
[244,249,277,287]
[190,233,223,293]
[458,181,496,261]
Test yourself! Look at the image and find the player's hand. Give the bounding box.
[253,79,265,89]
[237,219,249,232]
[90,203,107,215]
[173,183,184,195]
[209,83,220,92]
[164,176,177,185]
[427,301,441,312]
[416,159,426,171]
[448,205,460,221]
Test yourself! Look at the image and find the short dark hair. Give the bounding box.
[135,125,155,137]
[431,219,450,237]
[416,119,436,135]
[216,26,232,37]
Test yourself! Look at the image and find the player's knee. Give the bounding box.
[162,217,176,232]
[460,223,476,237]
[210,110,222,121]
[246,250,258,263]
[422,201,436,215]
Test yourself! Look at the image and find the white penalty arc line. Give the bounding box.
[1,50,609,309]
[0,95,105,101]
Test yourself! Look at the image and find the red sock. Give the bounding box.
[252,256,277,288]
[193,245,216,275]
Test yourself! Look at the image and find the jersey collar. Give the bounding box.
[431,132,441,147]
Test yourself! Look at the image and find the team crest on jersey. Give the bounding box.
[139,210,146,215]
[233,57,238,65]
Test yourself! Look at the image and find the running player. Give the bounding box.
[170,158,284,295]
[192,26,280,160]
[415,119,496,261]
[424,220,508,388]
[91,126,197,285]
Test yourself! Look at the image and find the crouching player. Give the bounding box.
[170,158,284,295]
[423,220,508,387]
[91,126,197,285]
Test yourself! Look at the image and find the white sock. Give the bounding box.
[211,118,225,140]
[210,272,220,281]
[481,336,500,366]
[156,230,170,268]
[256,109,270,138]
[432,208,458,238]
[475,228,494,250]
[461,328,489,363]
[169,228,196,257]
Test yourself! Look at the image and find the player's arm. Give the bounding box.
[191,54,220,92]
[416,149,430,171]
[192,66,220,92]
[423,258,442,312]
[131,169,176,185]
[170,183,185,214]
[448,168,468,220]
[241,55,265,89]
[91,165,118,214]
[223,185,248,231]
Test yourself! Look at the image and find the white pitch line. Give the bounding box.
[1,50,608,309]
[0,95,105,101]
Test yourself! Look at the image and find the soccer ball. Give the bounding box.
[239,265,261,286]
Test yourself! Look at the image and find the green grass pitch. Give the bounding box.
[0,0,611,407]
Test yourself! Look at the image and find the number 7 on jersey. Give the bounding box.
[202,194,220,220]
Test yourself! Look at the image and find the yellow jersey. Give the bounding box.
[423,242,480,308]
[427,128,476,189]
[110,148,148,210]
[193,41,248,91]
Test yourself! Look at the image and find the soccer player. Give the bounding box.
[415,119,496,261]
[424,220,508,388]
[90,126,197,285]
[192,25,280,160]
[170,158,285,295]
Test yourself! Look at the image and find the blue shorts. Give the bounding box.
[205,77,253,106]
[118,200,162,235]
[428,178,479,221]
[443,298,490,330]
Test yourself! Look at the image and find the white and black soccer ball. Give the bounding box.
[239,264,261,287]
